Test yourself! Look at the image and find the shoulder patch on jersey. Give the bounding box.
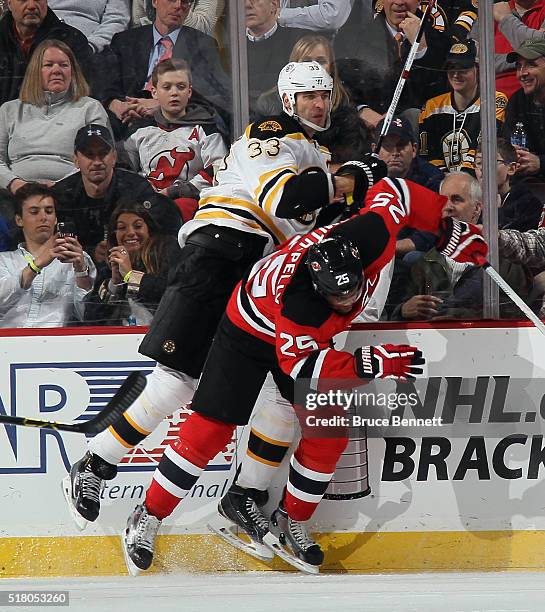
[249,116,300,141]
[258,120,283,132]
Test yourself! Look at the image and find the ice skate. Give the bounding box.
[208,484,274,561]
[264,505,323,574]
[122,503,162,575]
[61,452,116,530]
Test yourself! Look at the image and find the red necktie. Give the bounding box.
[145,37,174,91]
[394,32,403,58]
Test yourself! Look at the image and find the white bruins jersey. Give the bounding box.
[179,114,333,253]
[124,123,228,194]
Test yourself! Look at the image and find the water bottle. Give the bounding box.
[127,314,137,326]
[511,122,527,149]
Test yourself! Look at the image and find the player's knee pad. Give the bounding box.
[144,364,196,416]
[173,412,236,469]
[294,436,349,473]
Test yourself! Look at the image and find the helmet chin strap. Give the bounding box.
[293,112,331,133]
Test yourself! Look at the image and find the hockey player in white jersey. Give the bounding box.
[62,61,387,529]
[122,59,228,210]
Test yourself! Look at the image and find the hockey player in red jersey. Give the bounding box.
[62,61,388,531]
[121,176,488,575]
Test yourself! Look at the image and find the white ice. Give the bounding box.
[2,572,545,612]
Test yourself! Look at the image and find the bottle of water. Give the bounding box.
[127,314,137,326]
[511,122,527,149]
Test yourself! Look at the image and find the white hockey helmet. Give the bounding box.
[277,61,334,132]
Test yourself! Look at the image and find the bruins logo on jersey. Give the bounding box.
[258,120,283,132]
[450,43,469,54]
[375,0,446,31]
[496,95,507,110]
[441,129,472,170]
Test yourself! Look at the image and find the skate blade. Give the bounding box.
[263,532,320,574]
[121,533,144,577]
[61,475,88,531]
[207,516,274,561]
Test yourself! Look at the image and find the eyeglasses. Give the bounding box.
[474,159,513,169]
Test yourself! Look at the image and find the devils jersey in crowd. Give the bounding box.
[226,177,447,385]
[123,102,228,195]
[419,89,507,172]
[180,113,332,252]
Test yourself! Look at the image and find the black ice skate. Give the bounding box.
[61,452,117,530]
[208,484,274,561]
[122,503,162,575]
[264,505,324,574]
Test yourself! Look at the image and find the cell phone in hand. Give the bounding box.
[56,221,77,238]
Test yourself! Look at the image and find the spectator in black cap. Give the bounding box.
[419,39,508,173]
[53,123,182,266]
[375,115,444,191]
[503,39,545,180]
[374,115,445,304]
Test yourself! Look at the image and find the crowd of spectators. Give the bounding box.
[1,0,545,328]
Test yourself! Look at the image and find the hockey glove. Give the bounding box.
[354,344,425,380]
[436,217,488,265]
[335,154,387,207]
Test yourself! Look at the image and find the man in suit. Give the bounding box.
[335,0,449,131]
[102,0,230,136]
[246,0,307,113]
[0,0,93,105]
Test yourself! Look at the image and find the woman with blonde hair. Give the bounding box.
[256,34,350,117]
[0,39,109,194]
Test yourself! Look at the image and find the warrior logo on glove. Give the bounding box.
[355,344,425,380]
[436,217,488,266]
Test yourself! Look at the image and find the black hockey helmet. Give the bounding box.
[306,235,363,297]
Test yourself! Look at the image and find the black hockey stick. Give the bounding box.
[0,371,146,434]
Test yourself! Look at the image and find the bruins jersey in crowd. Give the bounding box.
[373,0,478,40]
[419,90,507,172]
[180,113,332,252]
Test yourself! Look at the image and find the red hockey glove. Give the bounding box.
[436,217,488,265]
[354,344,425,380]
[335,155,387,206]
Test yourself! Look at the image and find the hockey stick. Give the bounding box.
[0,371,146,434]
[483,262,545,337]
[375,0,436,154]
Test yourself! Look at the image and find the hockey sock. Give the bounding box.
[283,436,348,521]
[146,413,236,519]
[236,393,295,491]
[87,364,196,465]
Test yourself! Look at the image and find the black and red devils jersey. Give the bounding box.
[226,177,447,384]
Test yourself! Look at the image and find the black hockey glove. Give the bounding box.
[335,155,387,208]
[354,344,425,380]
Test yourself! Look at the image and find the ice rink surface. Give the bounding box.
[3,572,545,612]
